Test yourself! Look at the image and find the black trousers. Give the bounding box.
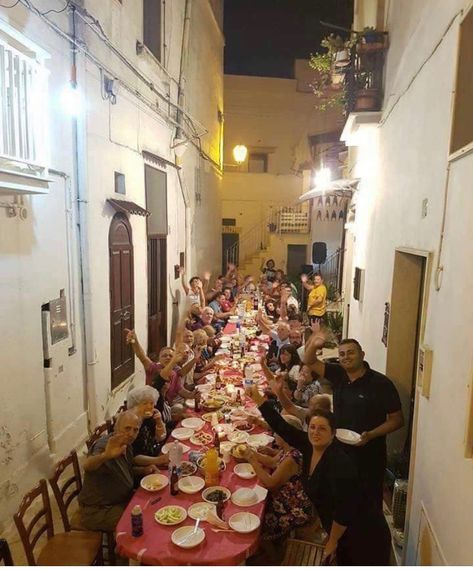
[337,511,391,566]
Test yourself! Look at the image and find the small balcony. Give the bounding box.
[344,31,388,114]
[268,205,310,234]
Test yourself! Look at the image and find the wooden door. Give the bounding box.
[109,213,135,389]
[286,244,307,282]
[148,236,167,359]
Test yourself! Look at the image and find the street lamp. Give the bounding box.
[233,144,248,164]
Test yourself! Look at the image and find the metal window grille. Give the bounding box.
[0,39,43,164]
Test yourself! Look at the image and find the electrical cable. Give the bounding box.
[0,0,21,7]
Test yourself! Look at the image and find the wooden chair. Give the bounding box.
[281,538,325,566]
[0,539,14,565]
[85,420,113,451]
[13,479,103,566]
[49,450,116,565]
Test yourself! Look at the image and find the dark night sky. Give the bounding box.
[223,0,354,78]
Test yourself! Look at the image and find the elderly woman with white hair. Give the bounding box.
[127,385,169,468]
[243,413,313,564]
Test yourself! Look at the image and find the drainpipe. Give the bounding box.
[69,4,99,429]
[176,0,192,271]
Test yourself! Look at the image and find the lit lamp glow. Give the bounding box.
[233,144,248,164]
[60,83,83,117]
[313,167,332,193]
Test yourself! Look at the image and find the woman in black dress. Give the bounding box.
[247,386,391,566]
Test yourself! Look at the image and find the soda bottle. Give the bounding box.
[204,448,220,486]
[170,466,179,496]
[214,429,220,455]
[131,504,143,537]
[236,389,242,406]
[215,370,222,390]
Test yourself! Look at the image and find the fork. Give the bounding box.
[176,518,200,546]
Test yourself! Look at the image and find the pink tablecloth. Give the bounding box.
[116,422,267,565]
[223,322,237,335]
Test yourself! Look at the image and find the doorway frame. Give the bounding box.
[391,247,433,565]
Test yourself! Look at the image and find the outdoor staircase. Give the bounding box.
[223,203,311,276]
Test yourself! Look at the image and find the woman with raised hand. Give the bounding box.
[245,385,391,566]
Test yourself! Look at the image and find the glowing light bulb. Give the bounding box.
[61,83,83,117]
[233,144,248,164]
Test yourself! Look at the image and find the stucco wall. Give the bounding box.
[346,0,473,563]
[0,0,223,531]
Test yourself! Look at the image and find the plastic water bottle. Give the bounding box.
[169,441,182,468]
[244,365,254,388]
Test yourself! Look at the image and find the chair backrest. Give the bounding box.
[0,538,14,566]
[13,479,54,566]
[85,420,113,451]
[49,450,83,532]
[282,538,325,566]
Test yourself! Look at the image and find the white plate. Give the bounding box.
[178,475,205,494]
[181,417,205,430]
[162,442,190,454]
[229,512,260,533]
[202,486,231,504]
[233,463,256,480]
[154,505,187,526]
[336,428,361,445]
[188,502,217,521]
[247,433,274,448]
[228,430,249,444]
[185,398,197,408]
[171,525,205,549]
[171,427,194,441]
[190,432,214,446]
[140,473,169,492]
[231,487,258,507]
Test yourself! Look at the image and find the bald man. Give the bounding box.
[78,411,141,532]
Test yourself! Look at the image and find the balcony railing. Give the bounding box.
[344,33,387,114]
[268,205,310,234]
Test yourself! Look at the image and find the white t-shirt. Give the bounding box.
[187,291,201,306]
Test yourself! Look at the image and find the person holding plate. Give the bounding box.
[304,327,404,512]
[245,387,391,566]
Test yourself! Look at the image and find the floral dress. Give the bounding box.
[262,449,313,540]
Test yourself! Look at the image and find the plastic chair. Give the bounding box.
[0,539,14,565]
[13,479,102,566]
[281,538,325,566]
[49,450,116,565]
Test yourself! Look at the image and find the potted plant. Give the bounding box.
[354,71,380,111]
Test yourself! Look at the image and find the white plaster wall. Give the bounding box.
[0,6,87,528]
[346,0,473,563]
[0,0,224,530]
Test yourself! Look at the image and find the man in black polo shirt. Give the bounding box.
[305,331,404,511]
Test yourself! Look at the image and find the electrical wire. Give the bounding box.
[39,0,71,16]
[0,0,21,7]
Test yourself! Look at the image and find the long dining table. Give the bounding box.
[115,316,272,565]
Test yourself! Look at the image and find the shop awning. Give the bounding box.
[107,198,150,217]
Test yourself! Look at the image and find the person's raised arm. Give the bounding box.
[83,434,127,472]
[245,386,309,453]
[303,322,326,378]
[301,274,314,292]
[202,271,211,293]
[256,310,273,336]
[179,267,190,295]
[125,329,153,372]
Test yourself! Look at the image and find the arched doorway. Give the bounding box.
[109,213,135,388]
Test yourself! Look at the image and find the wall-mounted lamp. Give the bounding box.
[313,167,332,192]
[61,82,83,117]
[233,144,248,164]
